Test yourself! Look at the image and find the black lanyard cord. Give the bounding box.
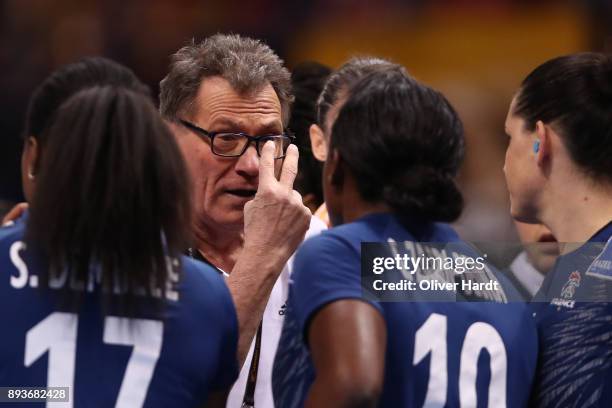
[241,322,263,407]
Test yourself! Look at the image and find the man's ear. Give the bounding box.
[310,124,328,162]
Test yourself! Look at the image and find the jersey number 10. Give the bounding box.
[25,312,163,408]
[414,313,507,407]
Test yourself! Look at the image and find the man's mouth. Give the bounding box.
[226,189,257,198]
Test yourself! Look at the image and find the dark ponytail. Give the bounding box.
[514,52,612,183]
[25,86,191,311]
[331,67,465,222]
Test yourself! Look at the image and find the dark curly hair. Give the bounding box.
[331,66,465,222]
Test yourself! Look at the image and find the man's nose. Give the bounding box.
[235,145,259,177]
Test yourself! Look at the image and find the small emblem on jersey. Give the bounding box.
[551,271,580,309]
[561,271,581,300]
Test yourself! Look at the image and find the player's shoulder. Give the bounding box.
[181,256,227,293]
[292,226,363,290]
[294,216,329,254]
[179,256,233,309]
[0,216,26,244]
[313,214,391,248]
[297,213,413,261]
[178,255,237,330]
[326,214,387,238]
[297,228,355,262]
[284,216,328,273]
[430,222,461,241]
[0,217,26,270]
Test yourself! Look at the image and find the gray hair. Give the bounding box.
[159,33,293,125]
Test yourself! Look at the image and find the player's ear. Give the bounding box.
[327,149,344,188]
[534,120,551,167]
[310,124,328,162]
[21,136,39,202]
[22,136,39,179]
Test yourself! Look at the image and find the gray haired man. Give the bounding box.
[159,34,324,407]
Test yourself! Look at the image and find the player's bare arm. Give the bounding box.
[306,299,387,408]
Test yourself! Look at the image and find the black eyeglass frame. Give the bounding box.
[179,119,295,159]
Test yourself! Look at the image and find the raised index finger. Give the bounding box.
[258,140,276,190]
[279,144,299,189]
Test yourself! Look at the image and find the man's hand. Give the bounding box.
[229,141,311,365]
[243,142,310,260]
[2,203,28,226]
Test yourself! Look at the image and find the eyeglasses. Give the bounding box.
[179,119,295,159]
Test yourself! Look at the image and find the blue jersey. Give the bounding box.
[0,216,238,407]
[273,213,537,407]
[530,221,612,407]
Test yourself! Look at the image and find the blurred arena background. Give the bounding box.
[1,0,610,243]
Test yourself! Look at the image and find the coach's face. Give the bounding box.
[174,76,283,230]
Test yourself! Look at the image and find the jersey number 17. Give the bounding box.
[25,312,163,408]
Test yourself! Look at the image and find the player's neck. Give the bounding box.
[341,185,390,224]
[542,178,612,244]
[193,218,244,272]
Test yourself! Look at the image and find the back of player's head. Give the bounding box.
[290,61,332,209]
[317,57,396,131]
[26,85,191,311]
[514,52,612,184]
[331,67,465,222]
[25,57,149,142]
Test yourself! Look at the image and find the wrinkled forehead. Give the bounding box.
[191,76,283,132]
